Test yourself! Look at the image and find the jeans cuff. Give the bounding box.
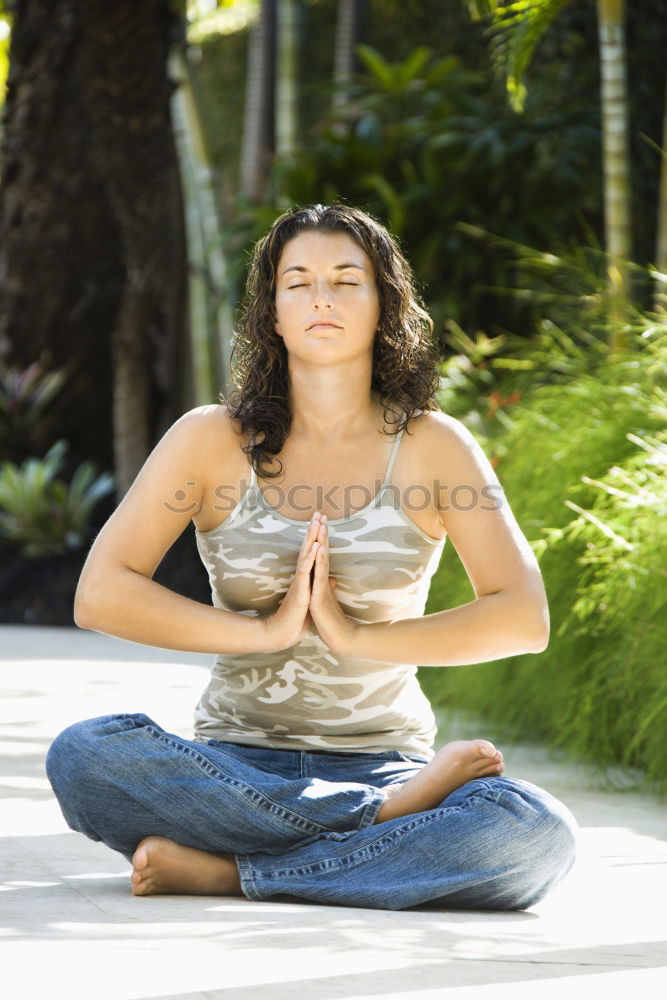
[357,787,386,830]
[235,853,265,901]
[235,787,386,901]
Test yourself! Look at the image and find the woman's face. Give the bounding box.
[273,231,381,364]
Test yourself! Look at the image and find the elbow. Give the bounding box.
[73,592,92,630]
[525,600,550,653]
[507,583,549,654]
[528,628,549,654]
[73,578,101,630]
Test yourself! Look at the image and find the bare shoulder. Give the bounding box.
[169,401,240,448]
[406,409,505,534]
[162,402,246,474]
[408,410,542,597]
[407,409,490,476]
[84,403,246,579]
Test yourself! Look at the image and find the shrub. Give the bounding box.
[0,361,66,463]
[224,45,599,342]
[421,319,667,793]
[0,440,114,557]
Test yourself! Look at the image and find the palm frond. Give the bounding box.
[466,0,573,110]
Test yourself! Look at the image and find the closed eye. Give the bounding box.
[287,282,359,289]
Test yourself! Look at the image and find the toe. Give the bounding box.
[132,842,149,872]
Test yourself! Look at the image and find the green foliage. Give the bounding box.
[433,232,659,436]
[0,8,10,108]
[435,321,509,435]
[421,315,667,794]
[466,0,573,110]
[0,441,114,558]
[0,362,67,463]
[224,44,599,339]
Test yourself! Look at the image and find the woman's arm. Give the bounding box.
[76,404,322,654]
[74,406,272,654]
[344,589,547,666]
[310,412,549,666]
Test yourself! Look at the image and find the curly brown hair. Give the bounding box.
[223,203,441,478]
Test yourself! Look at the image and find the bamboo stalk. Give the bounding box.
[170,47,235,404]
[275,0,298,157]
[596,0,632,348]
[654,74,667,312]
[240,0,275,201]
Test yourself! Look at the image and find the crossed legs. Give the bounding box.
[46,714,576,910]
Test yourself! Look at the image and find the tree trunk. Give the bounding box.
[240,0,276,202]
[0,0,187,497]
[596,0,632,347]
[170,47,236,404]
[333,0,365,112]
[0,0,122,470]
[275,0,298,158]
[74,0,188,497]
[654,74,667,312]
[331,0,366,139]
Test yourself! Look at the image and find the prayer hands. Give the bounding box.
[308,513,358,655]
[261,511,358,655]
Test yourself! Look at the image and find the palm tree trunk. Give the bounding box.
[240,0,276,201]
[0,0,121,470]
[331,0,365,139]
[275,0,298,158]
[654,74,667,312]
[333,0,364,113]
[74,0,188,497]
[596,0,632,347]
[170,47,236,404]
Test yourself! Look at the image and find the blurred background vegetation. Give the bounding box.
[0,0,665,791]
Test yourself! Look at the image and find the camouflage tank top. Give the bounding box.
[193,425,447,758]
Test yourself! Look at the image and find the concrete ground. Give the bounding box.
[1,625,666,1000]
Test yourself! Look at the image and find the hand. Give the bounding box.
[262,512,322,652]
[309,514,359,655]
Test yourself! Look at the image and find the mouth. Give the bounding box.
[306,322,343,331]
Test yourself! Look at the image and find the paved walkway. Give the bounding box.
[1,625,666,1000]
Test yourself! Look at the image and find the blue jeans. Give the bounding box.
[45,713,576,911]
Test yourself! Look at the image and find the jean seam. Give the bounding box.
[247,808,444,886]
[248,783,561,885]
[235,854,261,900]
[247,787,574,893]
[143,725,338,839]
[357,788,386,830]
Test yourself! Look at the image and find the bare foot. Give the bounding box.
[130,836,243,897]
[374,739,505,824]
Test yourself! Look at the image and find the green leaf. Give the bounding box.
[356,45,395,90]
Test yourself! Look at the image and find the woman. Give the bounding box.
[46,204,576,910]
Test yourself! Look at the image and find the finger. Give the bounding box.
[313,542,331,601]
[303,512,321,544]
[314,531,328,575]
[297,515,322,563]
[317,519,330,578]
[303,540,319,571]
[292,542,319,604]
[296,523,320,571]
[317,517,328,552]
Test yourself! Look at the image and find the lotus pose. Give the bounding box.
[47,204,576,909]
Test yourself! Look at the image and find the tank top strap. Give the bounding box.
[246,461,258,503]
[381,425,405,487]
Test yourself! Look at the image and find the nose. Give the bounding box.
[312,281,334,310]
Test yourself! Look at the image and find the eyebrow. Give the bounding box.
[282,262,366,275]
